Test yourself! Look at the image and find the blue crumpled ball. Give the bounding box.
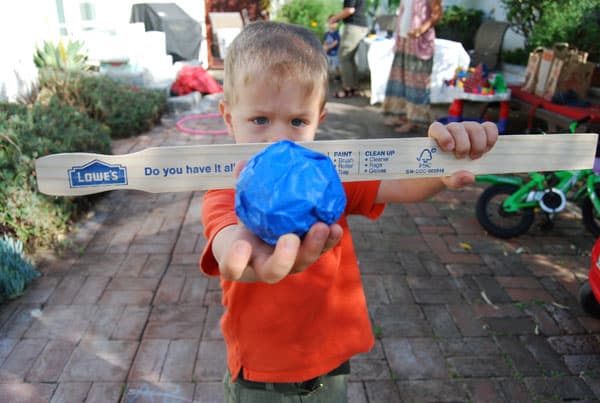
[235,139,347,245]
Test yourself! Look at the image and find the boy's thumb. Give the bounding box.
[234,160,247,178]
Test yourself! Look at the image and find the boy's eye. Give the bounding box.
[252,117,269,125]
[291,119,305,127]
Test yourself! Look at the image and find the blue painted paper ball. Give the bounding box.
[235,140,347,244]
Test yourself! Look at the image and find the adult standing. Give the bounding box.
[329,0,369,98]
[383,0,442,133]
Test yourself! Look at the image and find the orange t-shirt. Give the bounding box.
[200,181,385,383]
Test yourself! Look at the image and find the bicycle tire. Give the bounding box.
[475,184,535,239]
[582,193,600,237]
[579,281,600,318]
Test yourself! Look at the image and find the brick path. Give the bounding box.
[1,93,599,402]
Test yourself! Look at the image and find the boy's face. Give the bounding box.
[328,21,338,31]
[220,77,327,144]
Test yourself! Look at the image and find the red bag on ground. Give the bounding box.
[171,65,223,96]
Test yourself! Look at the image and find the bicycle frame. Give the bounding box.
[476,169,600,214]
[585,171,600,213]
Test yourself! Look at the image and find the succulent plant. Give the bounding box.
[0,235,40,302]
[33,39,91,71]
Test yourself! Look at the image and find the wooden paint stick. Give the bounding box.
[35,133,598,196]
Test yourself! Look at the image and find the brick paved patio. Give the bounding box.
[1,93,599,402]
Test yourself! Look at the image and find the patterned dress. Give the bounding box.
[383,0,438,126]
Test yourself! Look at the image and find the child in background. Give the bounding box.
[323,15,341,80]
[200,21,498,402]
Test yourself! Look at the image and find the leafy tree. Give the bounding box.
[529,0,600,61]
[500,0,554,48]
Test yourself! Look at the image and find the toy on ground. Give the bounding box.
[442,64,510,132]
[235,140,347,245]
[176,113,228,135]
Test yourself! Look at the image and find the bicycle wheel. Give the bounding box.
[582,187,600,237]
[579,281,600,318]
[476,184,535,238]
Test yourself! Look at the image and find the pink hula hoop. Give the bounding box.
[176,113,229,135]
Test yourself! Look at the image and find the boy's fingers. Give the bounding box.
[428,121,455,152]
[432,121,498,160]
[292,223,330,272]
[457,121,498,159]
[257,234,300,284]
[323,223,343,253]
[482,121,499,151]
[219,240,252,281]
[442,170,475,189]
[444,123,470,158]
[462,121,487,159]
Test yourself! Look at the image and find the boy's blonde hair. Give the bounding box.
[223,21,329,108]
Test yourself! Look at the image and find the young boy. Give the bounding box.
[323,15,341,80]
[200,21,498,402]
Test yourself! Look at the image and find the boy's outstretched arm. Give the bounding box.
[212,221,343,283]
[375,121,498,204]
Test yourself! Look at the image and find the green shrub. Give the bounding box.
[0,100,111,251]
[1,40,168,256]
[277,0,342,39]
[437,5,485,50]
[71,74,167,138]
[529,0,600,62]
[38,71,167,139]
[1,99,111,159]
[501,48,530,65]
[0,235,41,303]
[1,173,72,255]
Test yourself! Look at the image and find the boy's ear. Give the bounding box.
[219,100,235,136]
[319,108,328,124]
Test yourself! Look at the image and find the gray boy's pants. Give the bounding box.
[223,370,348,403]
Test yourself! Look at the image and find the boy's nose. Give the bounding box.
[267,130,290,143]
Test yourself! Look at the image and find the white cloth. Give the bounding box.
[398,0,412,39]
[366,37,471,104]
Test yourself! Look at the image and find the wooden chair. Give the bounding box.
[469,20,510,71]
[207,12,244,67]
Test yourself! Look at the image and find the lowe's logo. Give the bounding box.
[68,160,128,188]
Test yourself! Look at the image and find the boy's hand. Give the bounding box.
[429,120,498,189]
[214,222,343,283]
[212,159,343,284]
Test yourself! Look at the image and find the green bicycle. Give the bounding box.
[475,170,600,238]
[475,118,600,239]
